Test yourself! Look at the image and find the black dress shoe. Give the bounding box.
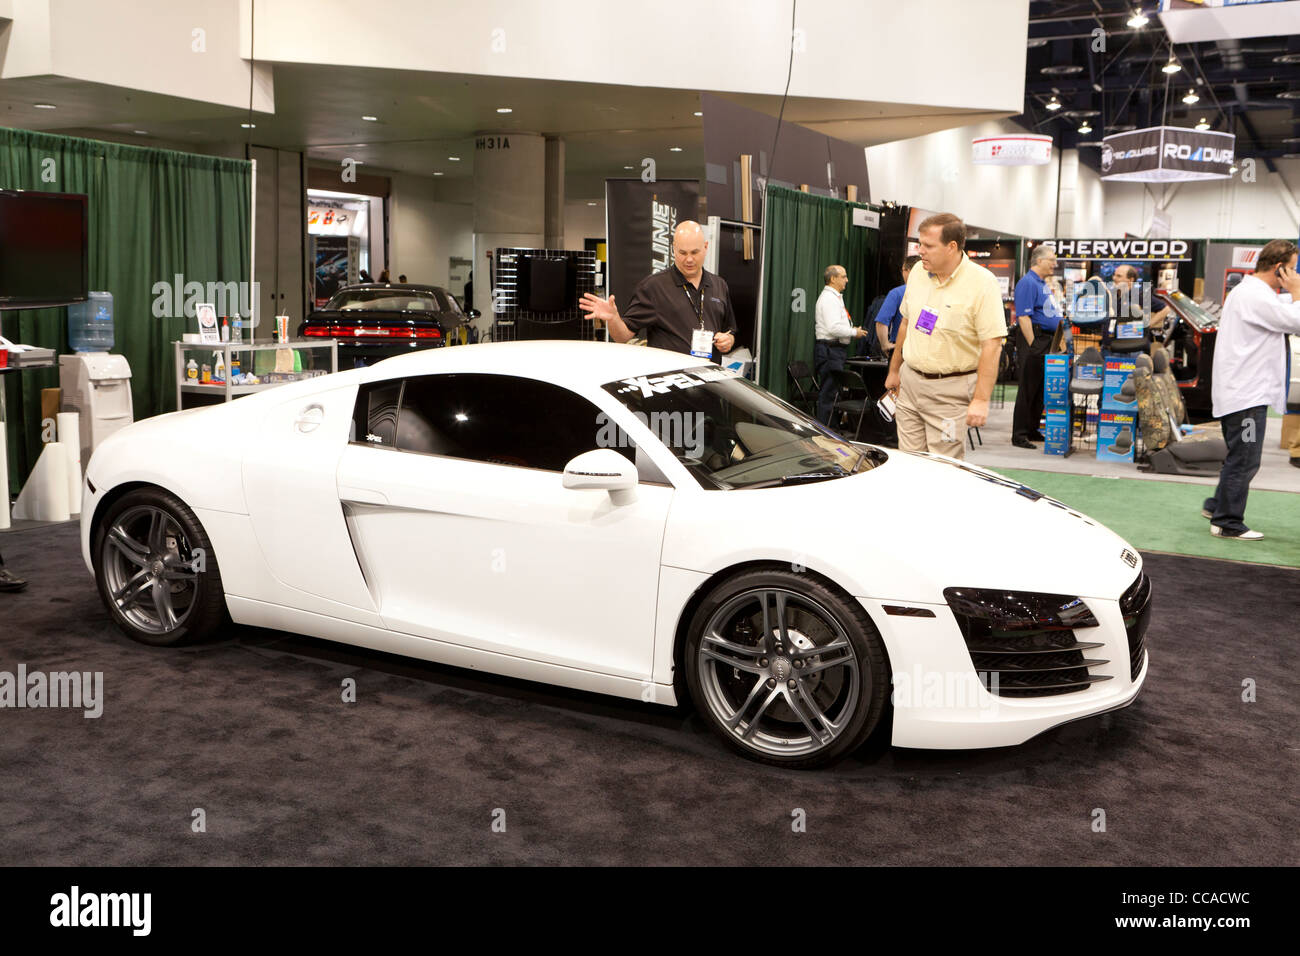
[1291,458,1300,469]
[1030,431,1047,442]
[1012,437,1037,449]
[0,567,27,592]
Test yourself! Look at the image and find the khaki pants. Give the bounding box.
[1291,421,1300,461]
[896,364,976,459]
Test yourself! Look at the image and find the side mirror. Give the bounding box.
[563,448,637,504]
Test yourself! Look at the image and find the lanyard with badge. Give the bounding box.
[684,282,713,358]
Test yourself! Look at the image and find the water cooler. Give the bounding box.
[60,292,133,470]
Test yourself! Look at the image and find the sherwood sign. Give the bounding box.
[1038,239,1192,261]
[1100,125,1234,182]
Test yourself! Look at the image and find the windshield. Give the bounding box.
[326,289,445,313]
[602,367,886,490]
[1164,291,1216,329]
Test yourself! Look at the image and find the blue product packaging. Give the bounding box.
[1043,410,1070,456]
[1044,354,1070,412]
[1101,353,1138,413]
[1097,411,1137,462]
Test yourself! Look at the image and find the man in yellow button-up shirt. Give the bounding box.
[884,213,1007,459]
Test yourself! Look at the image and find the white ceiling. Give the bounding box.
[2,64,1007,199]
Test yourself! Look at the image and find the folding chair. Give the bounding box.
[787,360,820,416]
[830,367,872,440]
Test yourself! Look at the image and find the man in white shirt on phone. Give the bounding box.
[1203,239,1300,540]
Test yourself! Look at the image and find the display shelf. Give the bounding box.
[173,339,338,408]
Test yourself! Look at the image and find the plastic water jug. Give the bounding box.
[68,291,115,352]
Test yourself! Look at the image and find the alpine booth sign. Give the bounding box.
[971,134,1053,166]
[1100,126,1234,182]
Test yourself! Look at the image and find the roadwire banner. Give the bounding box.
[1100,126,1234,182]
[604,179,700,311]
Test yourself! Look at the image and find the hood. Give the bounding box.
[663,449,1141,604]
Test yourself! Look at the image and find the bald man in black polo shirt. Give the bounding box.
[579,220,738,362]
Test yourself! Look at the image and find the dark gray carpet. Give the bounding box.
[0,522,1295,866]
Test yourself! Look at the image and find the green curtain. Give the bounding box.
[1,128,251,491]
[758,186,881,401]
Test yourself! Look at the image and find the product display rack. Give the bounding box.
[174,339,338,409]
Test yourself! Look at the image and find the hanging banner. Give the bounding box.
[1100,126,1235,182]
[1034,238,1194,261]
[971,134,1053,166]
[604,178,700,311]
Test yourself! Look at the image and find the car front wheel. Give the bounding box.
[686,569,889,769]
[93,487,227,646]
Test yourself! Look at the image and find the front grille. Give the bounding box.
[1119,571,1152,680]
[945,589,1111,699]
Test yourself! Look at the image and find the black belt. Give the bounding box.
[907,364,977,380]
[815,339,848,346]
[1032,325,1055,334]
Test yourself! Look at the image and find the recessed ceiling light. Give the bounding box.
[33,103,56,110]
[586,201,597,206]
[1046,97,1061,111]
[433,171,444,176]
[134,130,148,135]
[1127,8,1149,28]
[1078,123,1092,134]
[448,156,461,161]
[1182,92,1199,104]
[623,165,634,170]
[241,122,256,129]
[693,111,703,117]
[1162,58,1181,74]
[496,107,512,114]
[1041,65,1083,75]
[668,146,683,152]
[362,115,378,121]
[1195,118,1210,131]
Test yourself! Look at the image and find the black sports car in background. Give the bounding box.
[299,284,478,367]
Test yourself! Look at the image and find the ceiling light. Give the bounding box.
[133,130,148,135]
[693,111,703,117]
[1195,118,1210,131]
[1182,91,1199,104]
[1283,137,1300,144]
[587,202,597,206]
[1027,38,1048,48]
[448,156,460,161]
[668,146,683,152]
[1162,58,1181,74]
[1127,8,1149,28]
[1046,97,1061,111]
[362,115,378,121]
[1229,164,1238,175]
[241,122,256,128]
[623,165,634,170]
[1041,65,1084,75]
[496,107,512,114]
[1273,53,1300,65]
[1078,123,1092,134]
[1277,90,1300,100]
[433,172,444,176]
[33,103,56,110]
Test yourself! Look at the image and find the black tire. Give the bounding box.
[685,568,889,769]
[92,486,227,647]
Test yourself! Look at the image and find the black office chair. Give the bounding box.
[830,367,872,440]
[787,360,820,415]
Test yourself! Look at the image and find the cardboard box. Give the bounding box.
[1101,353,1138,414]
[41,387,62,442]
[1044,355,1070,412]
[1043,410,1070,456]
[1097,411,1137,462]
[1280,413,1300,451]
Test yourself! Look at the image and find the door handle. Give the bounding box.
[294,404,325,433]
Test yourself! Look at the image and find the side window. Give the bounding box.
[395,373,634,473]
[351,381,403,447]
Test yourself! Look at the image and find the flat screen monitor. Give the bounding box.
[0,190,90,309]
[522,256,571,313]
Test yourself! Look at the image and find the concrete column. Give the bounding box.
[1055,148,1080,238]
[544,135,565,249]
[473,130,545,286]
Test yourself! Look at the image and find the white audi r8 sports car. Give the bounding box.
[81,341,1150,768]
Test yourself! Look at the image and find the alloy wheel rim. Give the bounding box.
[698,587,861,757]
[102,505,199,635]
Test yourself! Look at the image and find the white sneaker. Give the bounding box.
[1210,526,1263,540]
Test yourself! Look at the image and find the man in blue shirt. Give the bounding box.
[872,256,920,358]
[1011,243,1061,448]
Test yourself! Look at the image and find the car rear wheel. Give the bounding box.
[93,487,227,646]
[686,569,889,769]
